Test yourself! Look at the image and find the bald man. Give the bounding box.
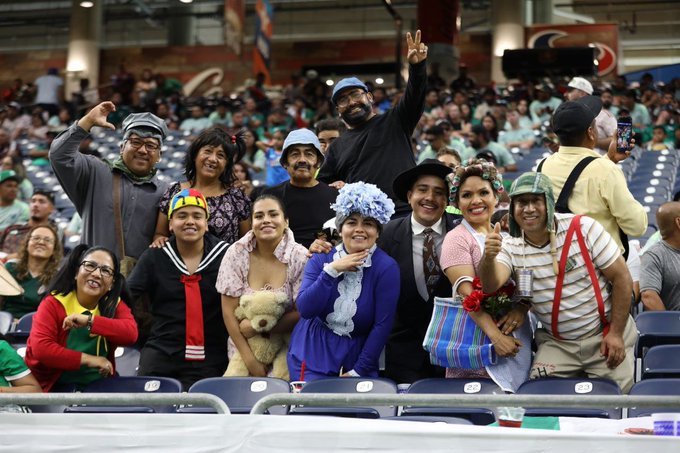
[640,202,680,311]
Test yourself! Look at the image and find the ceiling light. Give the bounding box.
[179,0,194,3]
[375,78,384,85]
[325,79,334,86]
[80,1,94,7]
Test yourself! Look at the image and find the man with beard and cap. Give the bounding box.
[49,101,169,265]
[565,77,616,151]
[379,159,462,383]
[262,128,337,249]
[537,95,646,258]
[317,30,428,218]
[479,172,637,392]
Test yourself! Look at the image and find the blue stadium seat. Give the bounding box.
[113,347,140,377]
[635,312,680,381]
[9,311,34,342]
[516,377,621,419]
[641,345,680,380]
[63,376,182,413]
[178,377,290,414]
[628,378,680,417]
[400,378,501,425]
[288,377,398,419]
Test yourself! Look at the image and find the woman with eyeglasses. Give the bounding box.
[0,225,62,321]
[152,126,251,247]
[24,244,138,392]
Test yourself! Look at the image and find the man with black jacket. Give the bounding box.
[317,30,428,218]
[379,160,462,383]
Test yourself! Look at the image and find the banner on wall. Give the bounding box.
[526,23,619,77]
[224,0,245,56]
[253,0,273,83]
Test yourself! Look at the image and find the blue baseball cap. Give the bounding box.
[331,77,368,105]
[280,128,324,166]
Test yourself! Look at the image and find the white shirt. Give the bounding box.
[411,215,445,301]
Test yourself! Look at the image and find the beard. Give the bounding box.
[602,101,612,109]
[340,103,372,127]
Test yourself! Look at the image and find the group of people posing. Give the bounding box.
[1,30,652,397]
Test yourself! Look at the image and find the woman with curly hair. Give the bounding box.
[439,158,530,392]
[152,126,252,246]
[0,225,62,320]
[287,182,401,381]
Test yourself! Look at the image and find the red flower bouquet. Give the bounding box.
[462,277,515,320]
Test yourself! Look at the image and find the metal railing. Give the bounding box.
[250,393,680,415]
[0,392,230,414]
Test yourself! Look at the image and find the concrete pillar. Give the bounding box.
[490,0,525,83]
[533,0,554,24]
[65,0,103,101]
[167,4,196,46]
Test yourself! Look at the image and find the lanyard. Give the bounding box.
[552,215,610,340]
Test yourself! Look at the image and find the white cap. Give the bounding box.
[568,77,593,95]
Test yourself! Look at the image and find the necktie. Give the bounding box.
[423,228,441,297]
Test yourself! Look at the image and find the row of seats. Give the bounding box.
[24,375,680,423]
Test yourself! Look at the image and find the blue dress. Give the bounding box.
[287,245,400,381]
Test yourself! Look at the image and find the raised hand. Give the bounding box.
[406,30,428,64]
[484,222,503,260]
[78,101,117,132]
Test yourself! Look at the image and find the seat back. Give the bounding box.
[11,312,35,341]
[64,376,183,413]
[401,378,501,425]
[635,312,680,358]
[629,378,680,417]
[0,310,13,335]
[517,377,621,419]
[113,347,141,377]
[291,377,398,418]
[184,377,290,415]
[641,345,680,380]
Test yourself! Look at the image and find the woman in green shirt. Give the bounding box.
[1,225,62,320]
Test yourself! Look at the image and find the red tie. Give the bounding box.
[181,274,205,361]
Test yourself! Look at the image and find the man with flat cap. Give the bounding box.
[565,77,616,151]
[538,95,646,257]
[379,159,462,383]
[50,101,169,267]
[317,30,429,218]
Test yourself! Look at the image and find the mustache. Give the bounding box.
[294,162,311,170]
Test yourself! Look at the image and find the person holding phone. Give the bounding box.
[537,95,647,257]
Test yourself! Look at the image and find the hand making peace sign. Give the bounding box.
[406,29,428,65]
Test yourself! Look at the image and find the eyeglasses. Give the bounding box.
[126,137,160,152]
[336,90,366,108]
[29,235,54,245]
[80,260,115,279]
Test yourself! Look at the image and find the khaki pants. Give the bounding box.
[530,315,637,393]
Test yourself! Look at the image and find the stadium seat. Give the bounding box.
[178,377,290,414]
[635,311,680,381]
[400,378,501,425]
[628,378,680,417]
[10,311,35,342]
[113,347,141,377]
[64,376,182,413]
[0,310,13,335]
[640,345,680,380]
[385,415,474,425]
[516,377,622,419]
[288,377,398,419]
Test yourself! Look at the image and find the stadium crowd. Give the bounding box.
[1,29,680,406]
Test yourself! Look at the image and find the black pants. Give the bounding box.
[138,347,227,391]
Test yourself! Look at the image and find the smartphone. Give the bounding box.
[617,116,633,153]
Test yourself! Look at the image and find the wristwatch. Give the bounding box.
[86,313,93,331]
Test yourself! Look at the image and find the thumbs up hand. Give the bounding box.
[484,222,503,260]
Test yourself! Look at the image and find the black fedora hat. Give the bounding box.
[392,159,453,203]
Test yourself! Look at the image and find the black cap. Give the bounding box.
[392,159,452,203]
[551,95,602,136]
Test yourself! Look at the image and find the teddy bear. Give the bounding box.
[223,290,290,380]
